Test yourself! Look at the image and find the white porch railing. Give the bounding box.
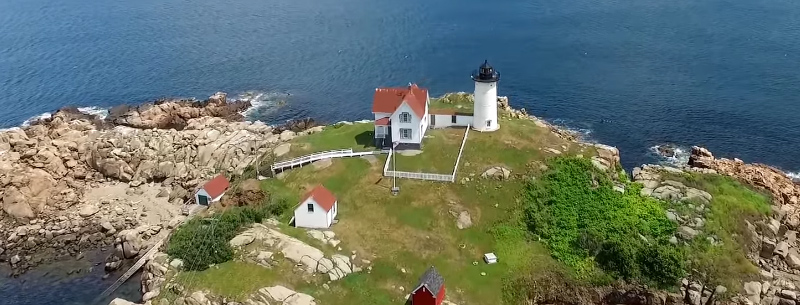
[271,149,376,173]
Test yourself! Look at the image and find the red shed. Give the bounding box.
[411,266,446,305]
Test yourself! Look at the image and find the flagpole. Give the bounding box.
[392,141,399,195]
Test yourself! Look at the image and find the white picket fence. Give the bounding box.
[382,125,470,183]
[452,125,470,178]
[384,170,454,182]
[271,149,376,173]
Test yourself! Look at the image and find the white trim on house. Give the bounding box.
[376,125,388,138]
[400,128,412,139]
[399,112,411,123]
[389,101,426,144]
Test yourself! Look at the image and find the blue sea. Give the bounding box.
[2,0,800,303]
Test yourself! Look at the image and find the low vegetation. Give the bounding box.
[660,172,771,292]
[522,157,683,287]
[166,197,292,271]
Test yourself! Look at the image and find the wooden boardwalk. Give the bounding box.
[270,149,378,174]
[96,236,167,302]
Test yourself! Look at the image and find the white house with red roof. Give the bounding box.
[195,174,230,206]
[294,185,339,229]
[372,83,430,150]
[372,61,502,149]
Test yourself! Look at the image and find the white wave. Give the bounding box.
[786,171,800,181]
[549,118,594,141]
[649,144,690,167]
[77,106,109,120]
[236,91,290,119]
[0,126,22,133]
[21,112,52,127]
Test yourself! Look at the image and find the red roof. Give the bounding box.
[375,117,390,125]
[202,174,230,198]
[372,84,427,118]
[300,185,337,212]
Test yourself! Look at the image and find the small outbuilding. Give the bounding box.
[195,174,230,206]
[411,266,446,305]
[483,253,498,264]
[294,185,338,229]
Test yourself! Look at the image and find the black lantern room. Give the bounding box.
[471,60,500,83]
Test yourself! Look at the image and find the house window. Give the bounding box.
[400,128,412,139]
[451,115,457,124]
[399,112,411,123]
[307,203,314,212]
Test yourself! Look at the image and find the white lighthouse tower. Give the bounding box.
[471,60,500,132]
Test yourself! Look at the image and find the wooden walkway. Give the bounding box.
[270,149,378,174]
[96,236,168,301]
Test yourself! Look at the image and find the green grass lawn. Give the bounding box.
[158,94,782,304]
[169,97,612,304]
[393,128,465,174]
[430,93,475,113]
[286,122,375,158]
[252,113,589,304]
[175,261,282,300]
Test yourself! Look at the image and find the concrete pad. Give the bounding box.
[398,150,422,156]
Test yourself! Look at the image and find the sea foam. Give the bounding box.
[649,144,690,167]
[77,106,109,120]
[20,112,52,127]
[237,91,290,120]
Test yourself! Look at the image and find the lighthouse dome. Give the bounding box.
[471,60,500,83]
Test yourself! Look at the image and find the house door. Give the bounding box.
[430,115,436,127]
[198,195,209,206]
[486,119,492,127]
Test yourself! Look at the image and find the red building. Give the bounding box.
[411,266,446,305]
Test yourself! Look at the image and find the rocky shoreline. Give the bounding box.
[0,92,319,276]
[5,92,800,305]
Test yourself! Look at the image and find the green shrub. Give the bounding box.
[639,243,686,286]
[523,157,684,287]
[166,202,288,271]
[166,218,235,271]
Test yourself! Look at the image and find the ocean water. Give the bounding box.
[0,249,141,305]
[2,0,800,302]
[2,0,800,172]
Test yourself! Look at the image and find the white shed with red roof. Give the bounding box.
[294,185,339,229]
[195,174,230,206]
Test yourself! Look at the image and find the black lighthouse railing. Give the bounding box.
[471,60,500,83]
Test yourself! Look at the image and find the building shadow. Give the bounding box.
[354,130,377,148]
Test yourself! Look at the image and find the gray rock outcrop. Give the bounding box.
[481,166,511,180]
[0,92,287,274]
